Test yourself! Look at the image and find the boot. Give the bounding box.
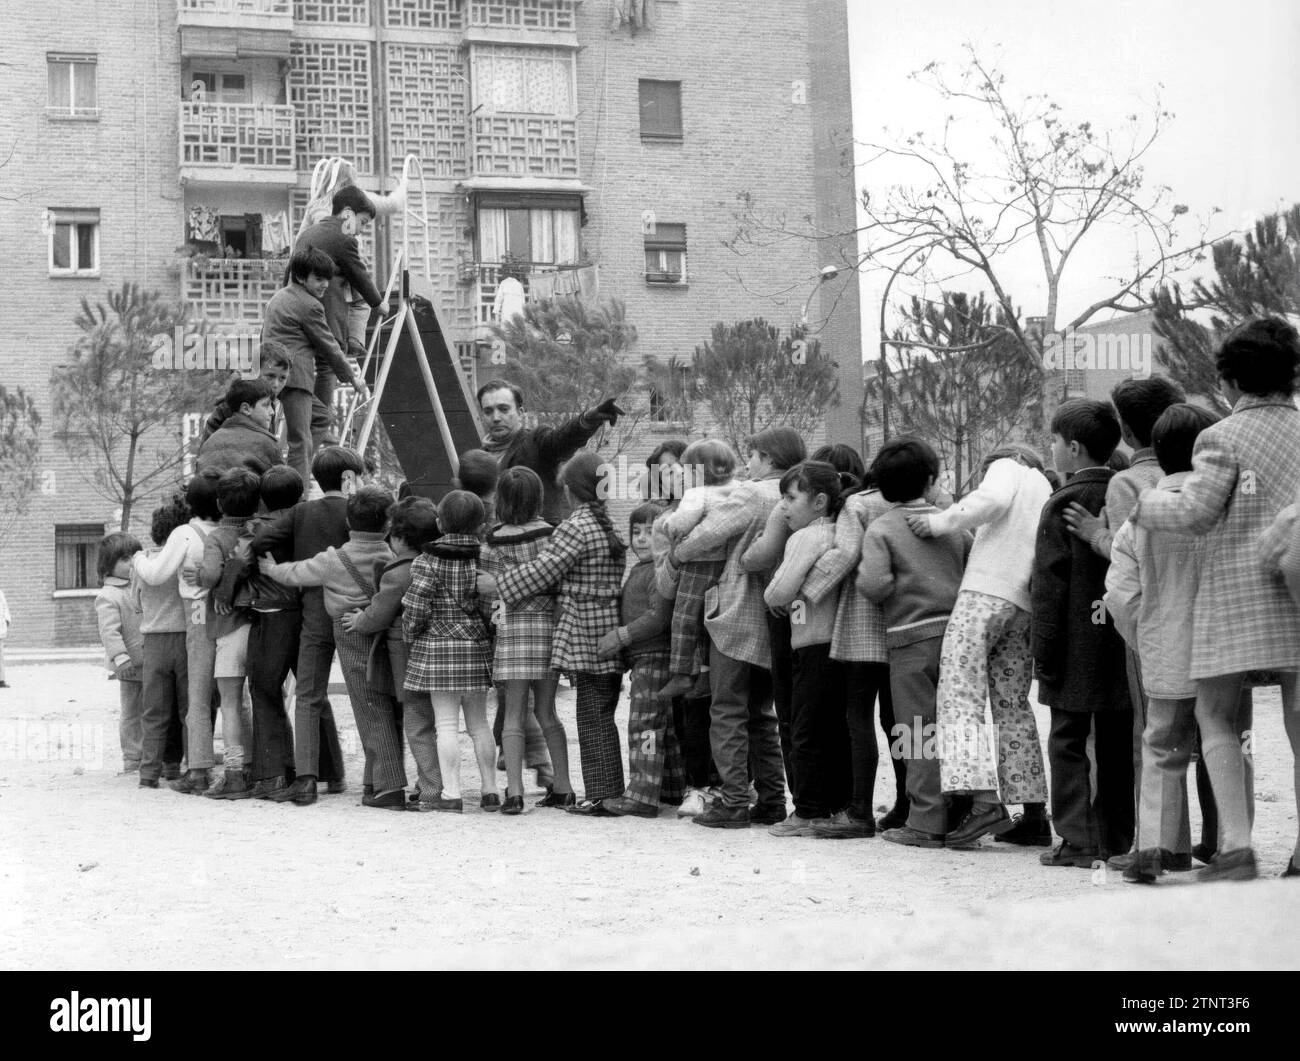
[168,768,209,795]
[252,776,287,800]
[205,769,252,800]
[996,802,1053,847]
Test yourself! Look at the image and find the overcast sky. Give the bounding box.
[846,0,1300,354]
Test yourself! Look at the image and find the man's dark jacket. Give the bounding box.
[292,215,384,347]
[494,413,603,525]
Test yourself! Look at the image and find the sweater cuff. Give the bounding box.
[616,626,630,647]
[112,653,132,668]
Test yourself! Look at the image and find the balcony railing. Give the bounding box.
[466,260,590,330]
[468,0,579,31]
[178,0,291,17]
[472,113,579,179]
[177,1,292,58]
[182,257,283,326]
[179,101,295,179]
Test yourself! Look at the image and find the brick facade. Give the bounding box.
[0,0,861,646]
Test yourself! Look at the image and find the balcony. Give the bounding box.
[177,0,292,58]
[465,260,593,335]
[466,1,581,47]
[472,113,579,180]
[179,101,296,184]
[182,257,283,327]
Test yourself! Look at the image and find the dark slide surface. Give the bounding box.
[368,296,482,501]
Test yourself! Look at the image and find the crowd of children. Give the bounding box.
[92,317,1300,883]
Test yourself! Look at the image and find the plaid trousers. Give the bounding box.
[575,671,625,800]
[333,619,407,792]
[625,652,686,806]
[669,558,725,676]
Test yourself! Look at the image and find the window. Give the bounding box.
[638,79,682,141]
[472,46,574,115]
[55,524,104,591]
[48,208,100,276]
[649,363,694,422]
[478,206,581,264]
[644,222,686,284]
[47,53,98,118]
[188,72,249,104]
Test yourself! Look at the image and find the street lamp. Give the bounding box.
[877,245,928,442]
[799,264,842,328]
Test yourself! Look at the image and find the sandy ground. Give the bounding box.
[1,657,1297,970]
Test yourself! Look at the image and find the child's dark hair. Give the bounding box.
[437,489,485,536]
[1215,317,1300,396]
[185,470,223,522]
[495,466,544,526]
[332,185,377,220]
[388,496,440,548]
[288,246,335,283]
[216,468,261,518]
[646,439,686,469]
[151,492,191,546]
[746,426,806,473]
[629,501,666,536]
[456,449,500,499]
[260,465,304,511]
[1151,402,1222,475]
[779,460,852,518]
[224,377,274,416]
[312,446,366,492]
[259,340,292,373]
[680,438,738,487]
[1044,468,1063,491]
[811,443,866,498]
[347,485,394,532]
[97,531,142,582]
[1110,377,1185,448]
[1050,398,1121,464]
[871,438,940,503]
[562,450,625,562]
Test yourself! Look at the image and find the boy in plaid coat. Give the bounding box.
[598,502,685,817]
[402,491,497,813]
[489,451,626,816]
[1142,318,1300,880]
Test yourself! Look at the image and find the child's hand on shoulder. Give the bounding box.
[340,609,361,633]
[1063,502,1102,542]
[595,629,621,659]
[181,564,201,587]
[476,572,498,598]
[258,555,278,575]
[904,511,934,538]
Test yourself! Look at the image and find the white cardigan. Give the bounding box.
[926,458,1051,613]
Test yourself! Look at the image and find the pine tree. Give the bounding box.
[691,319,839,456]
[864,292,1042,494]
[0,385,42,540]
[1154,205,1300,414]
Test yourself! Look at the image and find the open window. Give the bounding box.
[644,222,686,284]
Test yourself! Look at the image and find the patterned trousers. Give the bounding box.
[669,559,724,676]
[625,653,686,806]
[937,590,1047,804]
[333,620,407,792]
[574,671,625,801]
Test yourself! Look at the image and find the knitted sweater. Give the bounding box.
[133,518,216,601]
[351,552,417,639]
[764,517,837,649]
[858,501,972,648]
[925,458,1051,613]
[617,557,672,657]
[263,531,394,619]
[132,554,187,634]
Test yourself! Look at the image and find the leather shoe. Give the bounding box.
[602,795,658,818]
[480,793,502,812]
[875,802,910,833]
[945,804,1015,847]
[326,780,347,795]
[270,777,317,805]
[138,777,159,789]
[693,803,750,829]
[882,825,945,849]
[535,788,576,809]
[1039,841,1099,867]
[501,795,526,815]
[566,798,614,817]
[1283,858,1300,878]
[1197,847,1257,882]
[749,802,788,826]
[366,788,407,810]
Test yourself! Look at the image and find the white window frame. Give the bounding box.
[48,209,101,278]
[46,53,98,119]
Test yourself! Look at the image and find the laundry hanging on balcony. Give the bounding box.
[187,205,219,243]
[528,271,557,302]
[263,210,292,254]
[612,0,652,32]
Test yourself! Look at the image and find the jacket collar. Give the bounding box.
[222,411,277,440]
[1130,448,1158,467]
[1157,471,1189,491]
[103,575,130,588]
[424,533,481,560]
[1233,393,1298,414]
[348,530,389,543]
